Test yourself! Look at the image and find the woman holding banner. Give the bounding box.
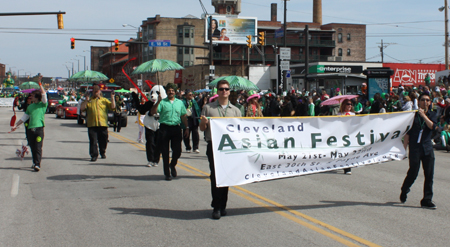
[337,99,355,175]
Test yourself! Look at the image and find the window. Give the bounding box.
[191,48,194,54]
[347,33,351,41]
[178,47,183,55]
[178,29,183,38]
[338,33,343,43]
[184,61,190,67]
[185,29,190,38]
[184,47,189,54]
[299,48,303,54]
[338,48,343,56]
[191,29,194,38]
[347,49,351,56]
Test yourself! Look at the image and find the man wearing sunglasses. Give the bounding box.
[200,80,241,219]
[400,93,438,209]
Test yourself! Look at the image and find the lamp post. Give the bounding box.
[83,50,90,70]
[71,58,80,73]
[17,69,24,85]
[440,1,449,70]
[77,55,86,71]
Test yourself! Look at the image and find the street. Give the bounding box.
[1,106,449,247]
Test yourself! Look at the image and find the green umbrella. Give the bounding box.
[114,88,131,93]
[19,81,40,90]
[69,70,108,82]
[131,59,184,74]
[208,76,260,91]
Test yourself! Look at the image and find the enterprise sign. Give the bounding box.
[291,65,363,75]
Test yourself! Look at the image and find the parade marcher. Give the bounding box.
[113,95,123,132]
[200,80,242,220]
[337,99,355,175]
[400,93,438,209]
[245,90,263,117]
[80,83,115,162]
[402,96,413,111]
[182,90,201,153]
[151,83,189,181]
[11,76,47,171]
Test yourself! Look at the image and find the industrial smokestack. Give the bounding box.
[313,0,322,25]
[271,3,277,22]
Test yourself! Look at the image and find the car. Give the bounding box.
[47,90,64,114]
[77,89,127,127]
[55,101,78,119]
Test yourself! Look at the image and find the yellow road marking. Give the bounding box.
[109,132,381,247]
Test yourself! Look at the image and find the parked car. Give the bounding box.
[77,89,127,127]
[55,101,78,119]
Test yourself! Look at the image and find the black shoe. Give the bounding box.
[170,166,177,178]
[91,156,97,162]
[421,200,437,209]
[220,209,227,216]
[212,209,221,219]
[400,192,407,203]
[101,154,106,159]
[34,165,40,172]
[165,176,172,181]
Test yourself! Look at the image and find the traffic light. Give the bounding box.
[258,32,265,46]
[70,37,75,49]
[246,35,252,48]
[57,14,64,29]
[114,39,119,51]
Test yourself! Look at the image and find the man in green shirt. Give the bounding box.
[151,83,189,181]
[80,83,115,161]
[12,76,47,171]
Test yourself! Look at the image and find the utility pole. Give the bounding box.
[377,39,396,63]
[283,0,288,47]
[305,25,309,90]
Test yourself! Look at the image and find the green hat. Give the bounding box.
[369,98,374,103]
[209,88,218,102]
[246,90,260,102]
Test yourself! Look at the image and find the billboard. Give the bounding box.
[383,63,446,87]
[205,15,257,44]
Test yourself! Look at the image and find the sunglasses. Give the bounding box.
[420,98,431,102]
[218,88,230,91]
[346,103,352,106]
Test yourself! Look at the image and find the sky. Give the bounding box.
[0,0,446,78]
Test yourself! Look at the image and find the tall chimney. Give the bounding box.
[271,3,277,22]
[313,0,322,25]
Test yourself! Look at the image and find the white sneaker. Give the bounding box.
[346,171,352,175]
[194,149,200,153]
[147,162,153,167]
[152,163,158,167]
[186,150,191,153]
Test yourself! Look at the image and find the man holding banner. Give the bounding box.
[200,80,242,220]
[400,93,438,209]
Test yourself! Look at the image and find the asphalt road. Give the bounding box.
[1,106,449,247]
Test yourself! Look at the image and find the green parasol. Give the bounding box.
[208,76,259,91]
[114,88,131,93]
[131,59,184,74]
[69,70,108,82]
[19,81,40,90]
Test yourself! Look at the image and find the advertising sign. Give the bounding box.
[368,77,389,99]
[205,15,257,44]
[308,65,363,74]
[383,63,445,87]
[210,112,414,187]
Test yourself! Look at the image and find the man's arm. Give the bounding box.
[151,95,162,115]
[110,92,116,110]
[403,134,409,150]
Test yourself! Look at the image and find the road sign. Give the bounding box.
[109,78,115,83]
[280,47,291,60]
[280,61,290,71]
[148,40,171,47]
[209,65,215,77]
[137,79,142,86]
[275,28,284,38]
[286,69,291,78]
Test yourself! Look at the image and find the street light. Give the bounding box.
[83,50,91,70]
[71,58,80,73]
[77,55,86,71]
[440,0,449,70]
[17,69,24,85]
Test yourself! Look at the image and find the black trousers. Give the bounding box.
[207,141,228,210]
[145,128,160,163]
[88,127,108,158]
[27,127,44,166]
[183,125,199,151]
[401,147,435,201]
[159,124,182,177]
[113,113,122,132]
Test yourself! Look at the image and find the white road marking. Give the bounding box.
[11,174,19,197]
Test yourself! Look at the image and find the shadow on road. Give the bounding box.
[46,174,207,182]
[59,123,85,128]
[109,201,415,220]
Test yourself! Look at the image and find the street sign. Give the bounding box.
[280,48,291,60]
[148,40,171,47]
[109,78,115,83]
[280,61,290,71]
[137,79,142,86]
[275,28,284,38]
[286,70,291,78]
[209,65,215,77]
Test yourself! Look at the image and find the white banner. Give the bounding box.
[0,98,14,107]
[210,112,415,187]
